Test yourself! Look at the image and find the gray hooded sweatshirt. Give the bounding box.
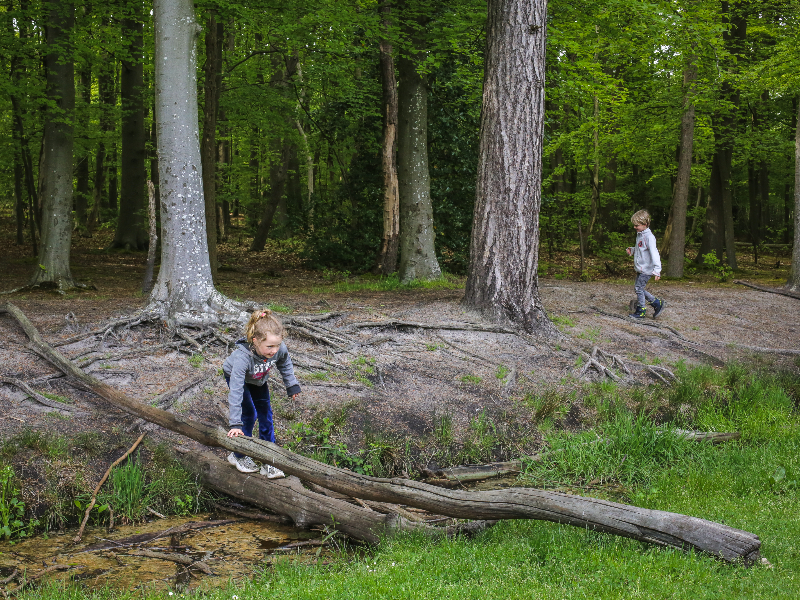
[627,227,662,276]
[222,339,301,428]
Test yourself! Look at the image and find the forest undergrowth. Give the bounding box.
[5,363,799,598]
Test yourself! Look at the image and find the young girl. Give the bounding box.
[222,309,301,478]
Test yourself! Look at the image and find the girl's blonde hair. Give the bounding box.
[631,210,651,227]
[244,308,285,344]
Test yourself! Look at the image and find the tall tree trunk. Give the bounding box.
[250,140,291,252]
[75,67,91,231]
[111,7,147,250]
[664,60,697,278]
[13,134,25,246]
[397,26,440,283]
[30,0,76,289]
[748,161,761,249]
[786,98,800,292]
[201,13,223,279]
[463,0,552,333]
[149,0,244,326]
[217,110,229,241]
[91,41,113,235]
[697,157,727,263]
[373,2,400,275]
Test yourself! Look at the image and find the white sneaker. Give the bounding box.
[260,464,285,479]
[228,452,258,473]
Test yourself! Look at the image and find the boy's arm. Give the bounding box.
[648,232,662,275]
[226,355,248,427]
[275,342,301,397]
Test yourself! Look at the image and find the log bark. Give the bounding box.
[0,302,762,564]
[788,97,800,292]
[462,0,552,334]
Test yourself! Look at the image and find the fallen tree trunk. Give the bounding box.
[179,449,493,543]
[0,302,762,564]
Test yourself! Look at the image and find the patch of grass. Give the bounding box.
[40,391,71,404]
[459,374,482,385]
[551,314,576,330]
[71,432,103,458]
[307,371,330,381]
[426,343,445,351]
[495,365,510,380]
[577,326,601,342]
[267,301,293,313]
[433,412,454,446]
[523,389,567,427]
[100,454,151,524]
[188,353,204,368]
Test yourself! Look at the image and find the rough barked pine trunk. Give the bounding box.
[664,60,697,278]
[787,98,800,292]
[201,12,223,280]
[148,0,246,327]
[462,0,553,334]
[111,6,148,250]
[30,0,76,290]
[373,2,400,275]
[397,22,441,283]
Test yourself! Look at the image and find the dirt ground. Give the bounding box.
[1,213,799,528]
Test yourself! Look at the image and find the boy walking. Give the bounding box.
[626,210,666,319]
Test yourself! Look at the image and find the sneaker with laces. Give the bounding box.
[227,452,258,473]
[650,297,666,318]
[260,464,286,479]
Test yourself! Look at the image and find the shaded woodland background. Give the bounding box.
[0,0,797,280]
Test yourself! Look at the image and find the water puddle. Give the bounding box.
[0,513,325,593]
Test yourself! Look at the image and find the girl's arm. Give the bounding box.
[275,342,302,397]
[226,354,249,428]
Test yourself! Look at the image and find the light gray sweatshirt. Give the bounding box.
[628,227,662,276]
[222,339,301,428]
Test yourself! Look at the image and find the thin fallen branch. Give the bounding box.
[434,334,498,367]
[211,502,293,524]
[1,302,762,564]
[79,520,238,552]
[350,320,516,335]
[77,341,187,368]
[0,569,17,585]
[703,341,800,356]
[127,549,214,575]
[733,280,800,301]
[0,377,84,414]
[74,433,146,543]
[7,564,84,594]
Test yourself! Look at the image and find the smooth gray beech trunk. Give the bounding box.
[30,0,76,289]
[148,0,245,326]
[664,61,696,279]
[111,8,148,250]
[397,27,440,283]
[787,99,800,292]
[373,3,400,275]
[463,0,552,334]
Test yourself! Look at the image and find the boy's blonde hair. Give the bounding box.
[244,308,285,344]
[631,210,651,227]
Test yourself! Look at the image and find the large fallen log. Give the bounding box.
[0,302,762,564]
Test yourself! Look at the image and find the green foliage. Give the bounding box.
[550,315,576,331]
[101,455,151,524]
[0,464,38,540]
[287,418,373,475]
[495,365,510,380]
[702,252,734,282]
[188,354,204,368]
[459,374,481,384]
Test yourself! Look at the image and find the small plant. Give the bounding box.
[0,465,38,540]
[426,343,445,352]
[460,374,482,384]
[267,302,293,314]
[188,354,204,368]
[577,326,601,343]
[41,391,71,404]
[702,252,733,282]
[495,365,510,380]
[551,315,576,330]
[107,455,151,523]
[433,413,454,446]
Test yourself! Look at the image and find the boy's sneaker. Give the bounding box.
[650,298,666,318]
[260,464,286,479]
[228,452,259,473]
[629,305,646,319]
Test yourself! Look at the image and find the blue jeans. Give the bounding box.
[224,375,275,458]
[634,272,656,308]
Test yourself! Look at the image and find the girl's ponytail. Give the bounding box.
[244,308,286,343]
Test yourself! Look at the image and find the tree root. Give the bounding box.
[350,320,517,334]
[0,377,84,414]
[734,280,800,301]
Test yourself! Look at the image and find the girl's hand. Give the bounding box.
[654,274,660,281]
[291,393,300,401]
[626,247,632,256]
[228,428,244,438]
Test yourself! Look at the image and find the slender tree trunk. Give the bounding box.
[111,7,147,250]
[748,161,761,249]
[149,0,244,326]
[91,43,113,236]
[201,13,223,279]
[31,0,75,289]
[217,111,229,241]
[373,2,400,275]
[150,102,160,216]
[397,25,440,283]
[75,68,91,231]
[250,140,292,252]
[664,60,697,278]
[13,134,25,246]
[463,0,552,333]
[787,98,800,292]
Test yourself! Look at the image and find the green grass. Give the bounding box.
[311,272,464,294]
[459,374,482,384]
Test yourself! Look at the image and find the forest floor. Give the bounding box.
[0,213,798,595]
